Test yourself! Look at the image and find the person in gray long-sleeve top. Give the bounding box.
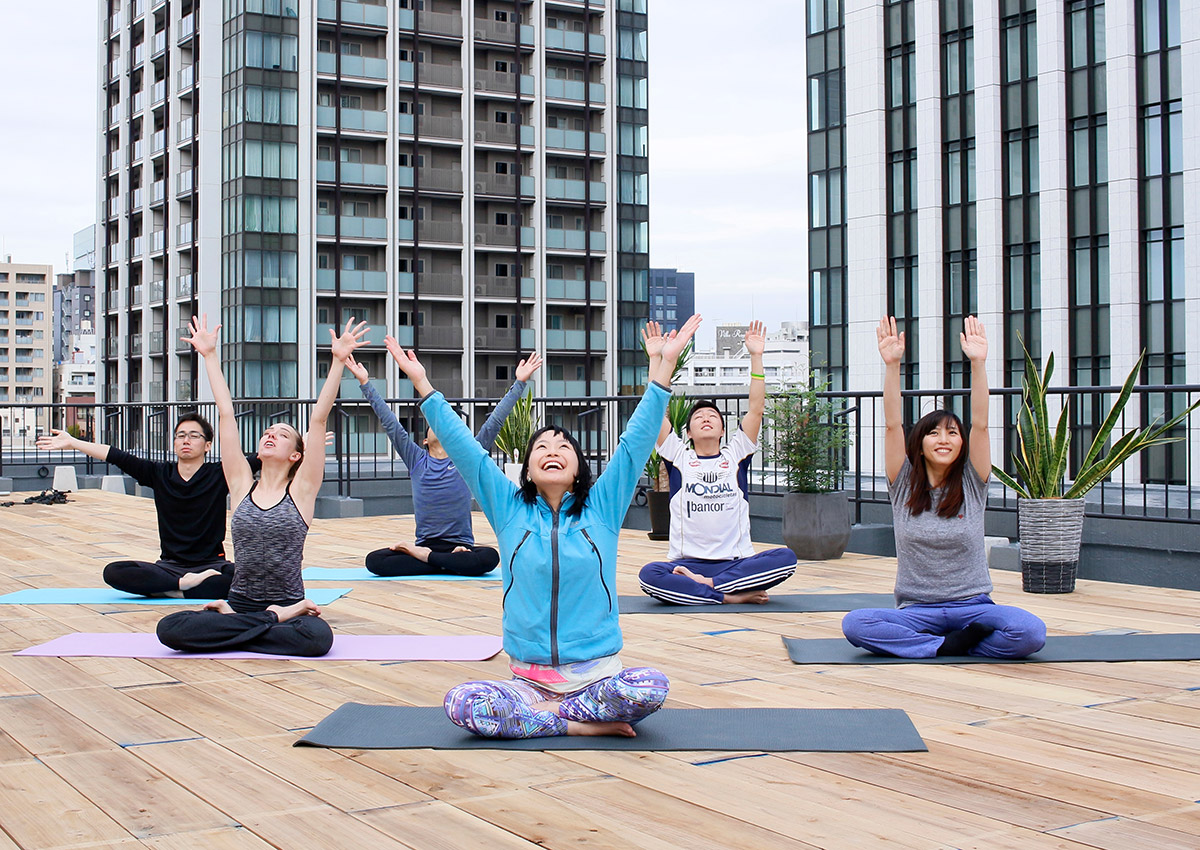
[339,350,542,576]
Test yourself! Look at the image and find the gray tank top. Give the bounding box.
[228,482,308,605]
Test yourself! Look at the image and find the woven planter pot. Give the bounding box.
[1017,497,1085,593]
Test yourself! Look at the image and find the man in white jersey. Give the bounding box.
[638,321,797,604]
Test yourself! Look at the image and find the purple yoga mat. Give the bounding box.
[15,632,503,662]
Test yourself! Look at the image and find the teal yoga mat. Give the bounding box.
[303,567,500,582]
[295,704,927,752]
[0,587,353,606]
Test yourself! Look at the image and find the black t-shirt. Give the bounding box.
[106,447,259,565]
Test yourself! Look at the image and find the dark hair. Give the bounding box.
[687,399,724,432]
[287,428,306,481]
[904,409,968,518]
[175,412,213,443]
[518,425,592,517]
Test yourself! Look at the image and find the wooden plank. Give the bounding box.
[38,685,196,747]
[1049,816,1200,850]
[41,750,238,838]
[354,800,545,849]
[238,808,418,850]
[0,760,132,847]
[0,694,121,757]
[138,828,279,849]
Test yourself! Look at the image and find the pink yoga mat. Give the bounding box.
[15,632,503,662]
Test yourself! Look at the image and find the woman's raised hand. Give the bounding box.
[960,315,989,363]
[330,318,369,362]
[876,316,905,365]
[662,313,702,364]
[183,314,220,358]
[343,354,369,384]
[515,352,544,383]
[641,320,666,362]
[384,335,428,386]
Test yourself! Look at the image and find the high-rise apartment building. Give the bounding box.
[98,0,649,422]
[0,261,55,444]
[648,267,694,330]
[808,0,1199,482]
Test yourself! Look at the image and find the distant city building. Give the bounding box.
[57,326,97,435]
[0,260,55,444]
[714,322,750,357]
[678,321,809,394]
[54,273,96,366]
[648,268,694,329]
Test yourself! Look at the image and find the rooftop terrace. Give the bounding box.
[1,490,1199,849]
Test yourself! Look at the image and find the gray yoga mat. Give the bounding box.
[782,633,1200,664]
[619,593,894,614]
[294,704,927,752]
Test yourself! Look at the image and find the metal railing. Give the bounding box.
[5,383,1198,523]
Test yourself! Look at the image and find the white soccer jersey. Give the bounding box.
[659,429,756,561]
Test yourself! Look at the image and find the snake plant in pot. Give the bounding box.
[641,338,694,540]
[494,390,537,484]
[992,345,1200,593]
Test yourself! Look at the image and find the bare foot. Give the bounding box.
[672,565,714,587]
[452,546,470,554]
[531,699,561,715]
[203,599,235,614]
[566,720,636,737]
[179,568,221,591]
[393,541,432,563]
[267,599,322,622]
[723,590,770,605]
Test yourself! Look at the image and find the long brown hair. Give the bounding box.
[904,410,967,518]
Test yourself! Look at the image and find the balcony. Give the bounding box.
[176,274,193,298]
[130,187,144,209]
[315,269,387,292]
[474,327,536,351]
[545,278,605,301]
[418,220,462,244]
[177,221,193,243]
[316,53,388,81]
[106,338,120,358]
[152,79,167,104]
[418,167,463,192]
[106,243,123,263]
[127,0,144,23]
[416,326,463,350]
[315,160,387,186]
[317,324,388,346]
[473,276,535,299]
[474,173,534,197]
[130,335,143,356]
[545,30,605,54]
[473,378,516,399]
[474,70,535,96]
[175,379,193,401]
[177,13,195,42]
[341,377,388,398]
[177,64,195,92]
[472,18,534,45]
[545,228,606,251]
[150,180,165,205]
[149,281,165,303]
[149,330,164,350]
[149,230,166,253]
[128,384,143,402]
[151,129,166,153]
[316,214,387,239]
[416,114,463,139]
[149,381,164,402]
[545,79,606,103]
[177,170,193,195]
[546,379,606,397]
[416,10,463,36]
[175,327,191,351]
[128,44,144,72]
[177,117,195,143]
[317,0,387,27]
[107,150,122,173]
[151,30,167,56]
[414,273,463,296]
[546,128,606,153]
[474,122,536,147]
[417,63,462,88]
[129,236,144,257]
[474,224,535,247]
[109,16,120,36]
[315,106,387,133]
[545,329,607,351]
[129,90,144,114]
[130,284,144,304]
[546,178,606,203]
[107,197,121,218]
[108,103,122,126]
[396,219,415,241]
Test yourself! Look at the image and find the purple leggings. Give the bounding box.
[444,666,670,738]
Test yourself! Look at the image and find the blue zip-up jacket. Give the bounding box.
[359,379,527,545]
[422,381,670,665]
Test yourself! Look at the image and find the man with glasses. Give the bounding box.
[37,413,258,598]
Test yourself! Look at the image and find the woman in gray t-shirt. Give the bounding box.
[840,316,1046,658]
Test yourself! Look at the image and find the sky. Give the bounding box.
[0,2,807,350]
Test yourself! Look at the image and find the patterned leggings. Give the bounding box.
[444,666,670,739]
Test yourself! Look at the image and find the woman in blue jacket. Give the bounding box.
[388,315,701,738]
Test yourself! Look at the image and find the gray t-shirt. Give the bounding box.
[889,458,992,607]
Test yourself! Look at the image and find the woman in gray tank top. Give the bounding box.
[156,316,369,656]
[840,316,1046,659]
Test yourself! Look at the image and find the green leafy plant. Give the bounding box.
[494,391,537,463]
[766,378,851,494]
[992,343,1200,499]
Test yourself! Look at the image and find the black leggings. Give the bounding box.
[103,559,235,599]
[365,539,499,577]
[156,607,334,656]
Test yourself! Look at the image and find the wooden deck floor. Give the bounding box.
[1,489,1199,849]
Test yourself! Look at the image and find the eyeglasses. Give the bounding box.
[174,431,206,442]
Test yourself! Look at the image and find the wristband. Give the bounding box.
[750,373,765,380]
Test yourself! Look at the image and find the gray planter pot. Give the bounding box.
[782,491,850,561]
[1017,497,1085,593]
[647,489,671,541]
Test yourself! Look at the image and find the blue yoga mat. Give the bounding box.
[303,567,500,582]
[0,587,353,606]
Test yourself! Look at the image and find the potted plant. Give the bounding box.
[992,345,1200,593]
[642,338,694,540]
[494,390,536,484]
[766,378,853,560]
